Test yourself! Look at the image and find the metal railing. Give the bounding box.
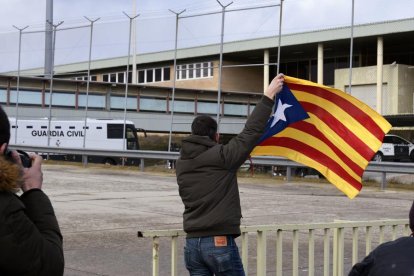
[138,219,409,276]
[9,145,414,189]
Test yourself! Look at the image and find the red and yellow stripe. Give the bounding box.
[252,76,392,198]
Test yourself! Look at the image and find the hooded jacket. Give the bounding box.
[176,96,274,238]
[0,156,64,276]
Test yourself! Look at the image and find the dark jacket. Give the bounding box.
[348,236,414,276]
[0,156,64,276]
[176,96,274,238]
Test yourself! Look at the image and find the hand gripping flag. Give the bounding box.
[251,76,392,199]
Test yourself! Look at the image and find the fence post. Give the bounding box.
[323,228,330,276]
[308,229,315,276]
[333,228,338,276]
[140,158,145,172]
[286,166,292,181]
[171,236,178,276]
[276,229,283,276]
[352,227,359,266]
[152,237,159,276]
[380,172,387,190]
[257,230,267,276]
[292,229,299,276]
[365,226,372,255]
[333,227,345,276]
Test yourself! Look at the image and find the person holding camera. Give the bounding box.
[0,106,64,275]
[176,74,284,275]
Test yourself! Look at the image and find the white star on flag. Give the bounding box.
[270,99,292,128]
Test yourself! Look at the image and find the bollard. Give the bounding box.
[140,158,145,172]
[380,172,386,190]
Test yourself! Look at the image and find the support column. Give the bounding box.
[376,36,383,114]
[317,43,324,84]
[264,49,270,91]
[106,86,111,111]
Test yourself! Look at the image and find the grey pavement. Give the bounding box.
[40,163,414,276]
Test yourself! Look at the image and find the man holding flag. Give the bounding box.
[176,74,284,275]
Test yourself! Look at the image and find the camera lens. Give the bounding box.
[5,149,32,168]
[16,150,32,168]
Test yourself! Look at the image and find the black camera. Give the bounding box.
[5,148,32,168]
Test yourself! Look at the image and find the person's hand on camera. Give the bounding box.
[264,73,285,100]
[16,152,43,192]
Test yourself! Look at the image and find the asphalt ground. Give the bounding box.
[39,163,414,276]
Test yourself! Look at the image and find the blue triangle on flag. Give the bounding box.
[257,84,309,144]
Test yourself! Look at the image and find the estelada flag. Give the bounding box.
[251,76,392,199]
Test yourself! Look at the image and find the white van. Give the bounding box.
[373,134,414,162]
[9,118,145,165]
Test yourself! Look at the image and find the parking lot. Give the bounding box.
[41,163,414,275]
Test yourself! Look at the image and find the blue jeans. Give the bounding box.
[184,235,245,276]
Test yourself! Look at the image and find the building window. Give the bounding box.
[155,68,162,82]
[9,90,42,105]
[128,72,132,83]
[102,72,129,83]
[188,64,194,79]
[147,70,154,82]
[203,62,211,77]
[110,73,117,83]
[137,67,170,84]
[138,70,145,83]
[140,97,166,112]
[197,101,217,115]
[78,94,106,109]
[117,72,125,83]
[177,61,213,80]
[181,65,187,79]
[75,75,97,81]
[44,92,76,107]
[195,63,201,78]
[110,96,136,110]
[164,68,170,81]
[224,102,248,117]
[169,99,195,114]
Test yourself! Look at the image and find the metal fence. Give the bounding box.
[138,219,409,276]
[9,144,414,190]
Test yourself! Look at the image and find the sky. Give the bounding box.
[0,0,413,73]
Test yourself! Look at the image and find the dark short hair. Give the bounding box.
[191,115,217,140]
[0,105,10,145]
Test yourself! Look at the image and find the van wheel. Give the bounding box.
[373,152,383,162]
[410,152,414,162]
[104,158,116,165]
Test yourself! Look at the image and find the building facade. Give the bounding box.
[1,17,413,135]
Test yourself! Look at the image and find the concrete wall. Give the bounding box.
[221,61,263,93]
[115,60,263,94]
[397,65,414,114]
[334,64,414,115]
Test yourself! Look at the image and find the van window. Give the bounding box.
[107,124,123,139]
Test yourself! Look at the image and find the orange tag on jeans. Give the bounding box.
[214,236,227,247]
